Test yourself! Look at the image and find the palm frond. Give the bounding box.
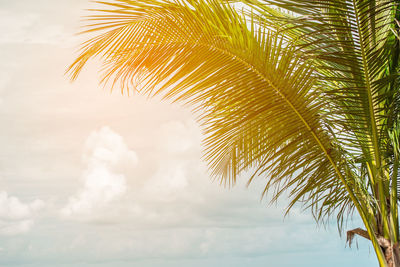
[68,0,374,227]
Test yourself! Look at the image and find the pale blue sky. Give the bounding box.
[0,0,377,266]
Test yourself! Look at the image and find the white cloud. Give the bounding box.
[61,167,127,218]
[60,121,273,228]
[83,126,138,170]
[0,191,44,235]
[61,127,138,220]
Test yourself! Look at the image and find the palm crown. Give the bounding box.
[68,0,400,265]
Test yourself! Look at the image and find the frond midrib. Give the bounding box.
[350,0,382,170]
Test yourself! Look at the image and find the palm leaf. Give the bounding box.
[68,0,374,228]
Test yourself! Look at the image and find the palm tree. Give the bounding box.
[67,0,400,266]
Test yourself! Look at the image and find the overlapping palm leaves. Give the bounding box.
[68,0,400,265]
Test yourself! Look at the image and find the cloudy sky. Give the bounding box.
[0,0,378,266]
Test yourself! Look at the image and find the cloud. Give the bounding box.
[61,127,138,220]
[61,122,201,223]
[60,121,277,227]
[0,191,44,235]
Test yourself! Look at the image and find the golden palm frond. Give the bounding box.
[68,0,367,227]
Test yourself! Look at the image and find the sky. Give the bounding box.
[0,0,379,266]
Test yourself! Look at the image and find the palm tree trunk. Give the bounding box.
[381,242,400,267]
